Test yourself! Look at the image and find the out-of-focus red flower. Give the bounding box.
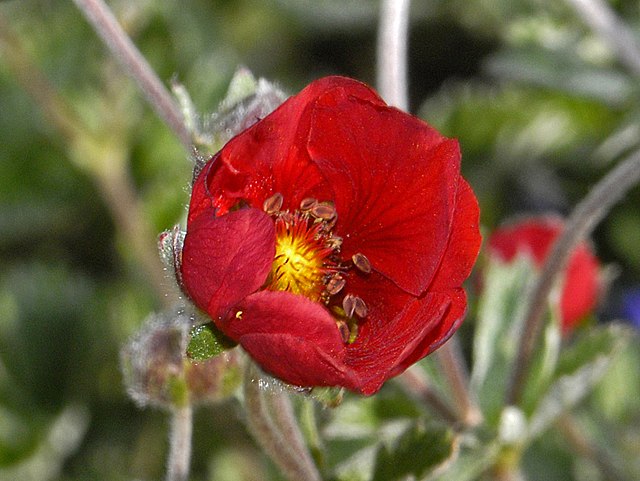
[487,216,601,334]
[179,76,481,395]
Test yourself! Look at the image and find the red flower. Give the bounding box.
[487,216,601,334]
[180,76,481,395]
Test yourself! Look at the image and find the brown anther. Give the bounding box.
[300,197,318,211]
[352,252,372,274]
[353,296,368,318]
[326,275,346,295]
[342,294,357,318]
[310,202,336,220]
[342,294,368,318]
[263,192,284,214]
[336,320,351,343]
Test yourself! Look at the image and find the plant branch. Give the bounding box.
[566,0,640,77]
[399,367,459,424]
[71,0,192,150]
[243,363,322,481]
[377,0,411,110]
[436,336,483,427]
[166,404,193,481]
[557,415,626,481]
[506,149,640,405]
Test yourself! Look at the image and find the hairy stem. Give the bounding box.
[71,0,192,150]
[506,149,640,405]
[377,0,411,110]
[166,404,193,481]
[243,364,322,481]
[566,0,640,76]
[436,336,483,427]
[400,367,459,424]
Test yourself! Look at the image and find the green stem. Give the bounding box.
[166,404,193,481]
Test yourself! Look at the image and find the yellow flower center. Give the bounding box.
[268,213,332,301]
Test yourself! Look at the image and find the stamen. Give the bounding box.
[352,252,372,273]
[326,274,346,295]
[263,192,284,214]
[342,294,368,318]
[300,197,318,211]
[336,320,351,343]
[310,202,337,220]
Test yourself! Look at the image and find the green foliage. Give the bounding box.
[371,422,456,481]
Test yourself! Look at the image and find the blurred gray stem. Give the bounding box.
[72,0,192,150]
[243,364,322,481]
[566,0,640,76]
[506,149,640,405]
[377,0,411,110]
[166,404,193,481]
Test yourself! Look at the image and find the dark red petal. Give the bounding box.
[429,179,482,291]
[188,77,381,221]
[181,208,275,318]
[388,288,468,378]
[344,291,455,395]
[307,89,460,296]
[221,290,360,389]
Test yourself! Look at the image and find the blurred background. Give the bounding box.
[1,0,639,480]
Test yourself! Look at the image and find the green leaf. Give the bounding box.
[371,422,457,481]
[186,323,236,361]
[470,256,537,424]
[528,324,631,438]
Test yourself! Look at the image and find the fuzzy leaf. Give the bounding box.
[187,323,236,361]
[528,324,630,438]
[371,422,457,481]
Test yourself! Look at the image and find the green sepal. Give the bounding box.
[186,323,237,361]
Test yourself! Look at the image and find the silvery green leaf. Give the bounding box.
[528,324,630,438]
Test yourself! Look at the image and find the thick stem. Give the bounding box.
[506,149,640,405]
[166,404,193,481]
[71,0,192,150]
[566,0,640,76]
[399,367,459,424]
[377,0,411,110]
[243,364,322,481]
[436,336,483,427]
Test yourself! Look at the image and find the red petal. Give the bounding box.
[181,208,275,318]
[221,290,360,389]
[560,243,600,333]
[188,77,381,221]
[429,179,482,291]
[388,288,468,377]
[344,291,455,395]
[307,88,460,296]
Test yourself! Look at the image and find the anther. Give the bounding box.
[336,320,351,343]
[352,252,371,274]
[263,193,284,214]
[300,197,318,211]
[310,202,337,220]
[326,275,346,295]
[342,294,356,318]
[353,296,368,317]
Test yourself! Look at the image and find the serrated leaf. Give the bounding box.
[528,324,631,438]
[187,323,236,361]
[371,422,457,481]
